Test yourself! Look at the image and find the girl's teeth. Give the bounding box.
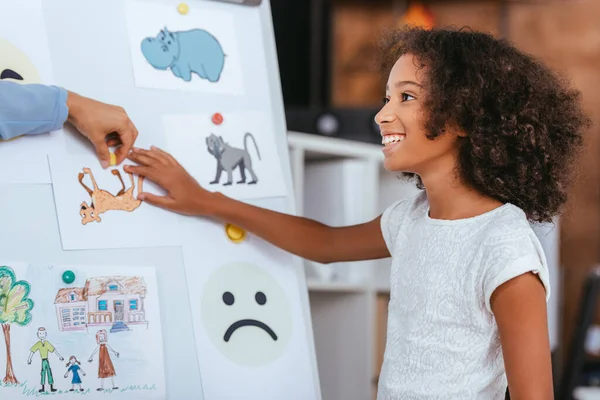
[382,135,405,145]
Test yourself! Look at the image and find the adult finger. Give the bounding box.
[90,134,111,168]
[114,125,137,165]
[137,192,177,210]
[106,137,121,147]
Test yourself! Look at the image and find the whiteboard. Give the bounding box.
[0,0,321,399]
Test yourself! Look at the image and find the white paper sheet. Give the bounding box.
[0,262,166,399]
[179,217,318,399]
[125,0,244,95]
[0,0,65,184]
[162,112,288,201]
[47,153,182,251]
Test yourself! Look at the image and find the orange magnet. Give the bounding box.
[212,112,223,125]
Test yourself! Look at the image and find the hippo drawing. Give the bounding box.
[141,27,225,83]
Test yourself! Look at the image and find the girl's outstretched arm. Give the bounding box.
[125,147,390,264]
[491,272,553,400]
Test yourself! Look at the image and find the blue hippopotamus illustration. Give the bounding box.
[141,27,225,83]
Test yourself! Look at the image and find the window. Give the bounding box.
[108,284,118,291]
[60,308,71,324]
[129,299,138,310]
[98,300,108,311]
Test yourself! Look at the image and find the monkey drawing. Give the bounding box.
[205,132,261,186]
[78,167,144,225]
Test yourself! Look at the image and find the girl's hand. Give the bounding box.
[83,372,86,376]
[88,358,93,363]
[125,147,215,216]
[64,373,68,378]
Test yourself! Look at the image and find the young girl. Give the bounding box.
[64,356,85,392]
[124,26,589,399]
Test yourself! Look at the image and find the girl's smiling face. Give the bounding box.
[375,54,461,177]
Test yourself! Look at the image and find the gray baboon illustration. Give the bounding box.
[205,132,261,186]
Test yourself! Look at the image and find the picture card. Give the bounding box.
[0,262,166,399]
[0,0,65,184]
[162,112,288,201]
[125,0,244,95]
[48,153,182,250]
[178,217,318,399]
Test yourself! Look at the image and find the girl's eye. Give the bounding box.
[382,97,390,105]
[401,93,415,101]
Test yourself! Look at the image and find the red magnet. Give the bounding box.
[212,113,223,125]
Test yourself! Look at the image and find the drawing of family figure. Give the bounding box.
[27,327,64,393]
[88,329,120,391]
[64,356,86,391]
[28,327,120,393]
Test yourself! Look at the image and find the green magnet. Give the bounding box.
[62,270,75,284]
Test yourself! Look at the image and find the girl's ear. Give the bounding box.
[443,122,468,138]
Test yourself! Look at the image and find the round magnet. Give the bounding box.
[225,223,246,243]
[62,270,75,284]
[212,113,223,125]
[177,3,189,14]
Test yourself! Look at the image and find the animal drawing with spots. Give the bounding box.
[78,168,144,225]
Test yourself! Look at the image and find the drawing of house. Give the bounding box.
[54,276,148,333]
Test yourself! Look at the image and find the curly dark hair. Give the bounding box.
[376,25,590,223]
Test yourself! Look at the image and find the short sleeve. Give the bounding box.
[380,199,408,253]
[47,342,55,352]
[482,231,551,314]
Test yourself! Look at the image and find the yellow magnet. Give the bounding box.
[177,3,189,14]
[109,152,117,166]
[225,223,246,243]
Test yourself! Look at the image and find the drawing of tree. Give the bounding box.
[0,265,34,385]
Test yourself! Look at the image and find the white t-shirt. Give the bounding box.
[377,191,551,400]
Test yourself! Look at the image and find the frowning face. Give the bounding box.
[201,262,292,366]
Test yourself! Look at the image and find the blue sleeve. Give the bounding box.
[0,81,69,140]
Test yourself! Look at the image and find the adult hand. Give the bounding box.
[125,147,213,216]
[66,91,139,168]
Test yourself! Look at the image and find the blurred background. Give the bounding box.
[269,0,600,399]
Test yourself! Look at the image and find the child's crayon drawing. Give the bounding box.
[0,262,166,399]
